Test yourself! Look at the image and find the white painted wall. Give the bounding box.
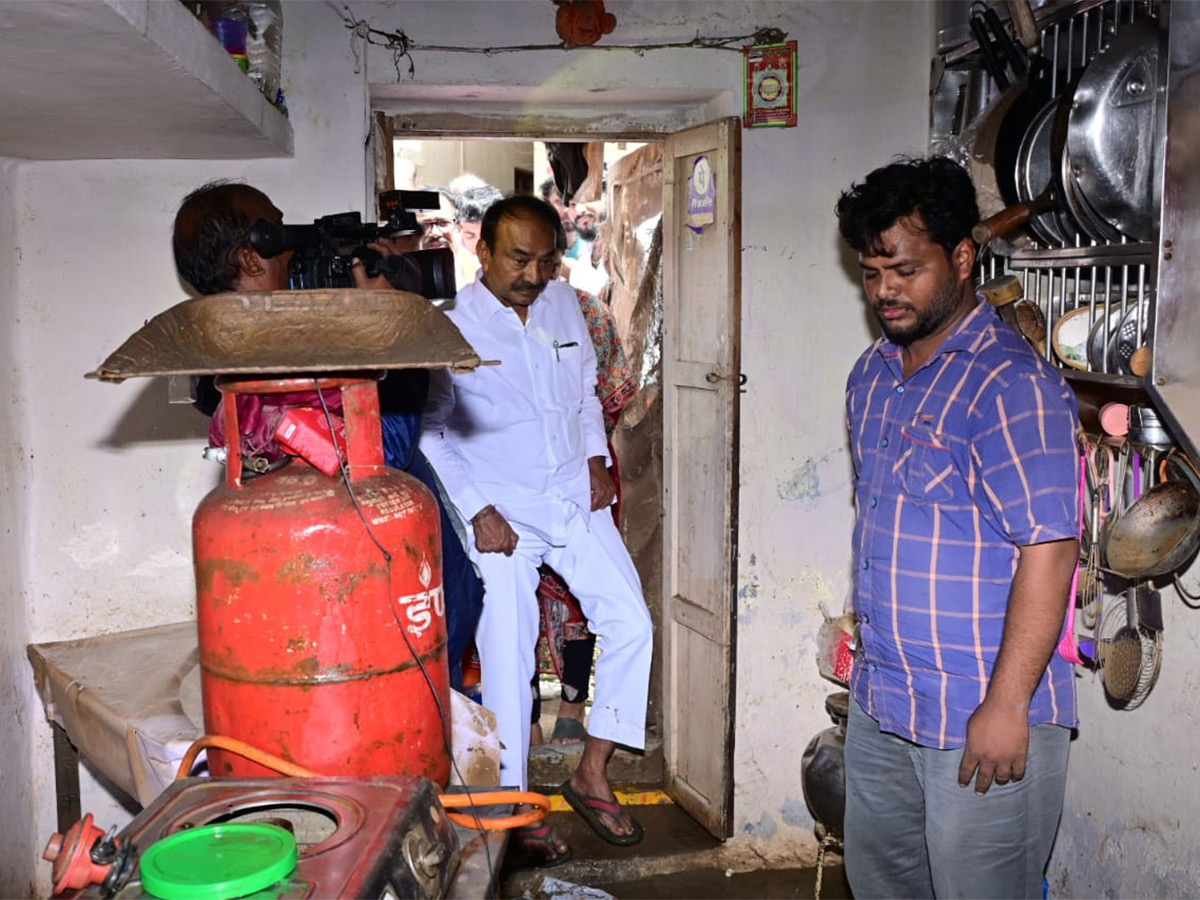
[395,138,532,193]
[728,5,935,854]
[20,3,1197,896]
[6,3,371,894]
[1050,571,1200,897]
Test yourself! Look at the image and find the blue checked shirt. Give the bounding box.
[846,299,1079,749]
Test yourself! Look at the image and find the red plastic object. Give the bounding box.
[275,407,347,476]
[831,631,855,685]
[43,813,111,894]
[194,376,450,785]
[555,0,616,47]
[1099,402,1130,438]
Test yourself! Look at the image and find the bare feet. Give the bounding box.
[530,721,545,746]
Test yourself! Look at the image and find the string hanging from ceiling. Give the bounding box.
[326,2,786,81]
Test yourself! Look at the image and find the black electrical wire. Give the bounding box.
[315,379,497,891]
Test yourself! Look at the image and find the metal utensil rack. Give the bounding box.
[937,1,1200,701]
[970,0,1163,385]
[936,0,1161,384]
[987,241,1154,384]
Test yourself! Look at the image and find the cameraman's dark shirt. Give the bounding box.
[193,370,428,425]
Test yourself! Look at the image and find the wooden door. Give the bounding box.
[661,117,741,838]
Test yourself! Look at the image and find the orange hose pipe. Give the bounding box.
[175,735,318,780]
[440,791,551,830]
[174,736,546,832]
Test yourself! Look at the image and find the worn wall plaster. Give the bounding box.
[0,158,39,900]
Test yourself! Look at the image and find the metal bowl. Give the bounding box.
[1104,479,1200,577]
[1128,404,1172,447]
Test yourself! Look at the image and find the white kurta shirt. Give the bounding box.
[419,277,609,544]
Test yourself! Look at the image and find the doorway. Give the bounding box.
[376,119,741,838]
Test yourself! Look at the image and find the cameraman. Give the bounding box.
[174,181,404,413]
[173,181,403,299]
[172,180,484,691]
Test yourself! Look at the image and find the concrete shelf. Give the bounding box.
[0,0,292,160]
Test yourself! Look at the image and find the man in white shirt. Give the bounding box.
[420,195,652,863]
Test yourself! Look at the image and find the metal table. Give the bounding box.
[28,622,203,831]
[28,622,509,896]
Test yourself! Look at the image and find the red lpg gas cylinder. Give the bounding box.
[193,375,449,785]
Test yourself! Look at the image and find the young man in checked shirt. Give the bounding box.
[835,157,1080,899]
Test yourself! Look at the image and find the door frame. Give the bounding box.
[368,99,742,836]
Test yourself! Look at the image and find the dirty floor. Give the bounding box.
[499,803,850,899]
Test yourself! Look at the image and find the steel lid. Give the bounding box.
[1066,19,1165,242]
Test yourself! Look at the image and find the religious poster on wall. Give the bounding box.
[742,40,798,129]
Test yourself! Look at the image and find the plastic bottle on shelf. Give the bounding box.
[209,2,249,73]
[244,1,283,104]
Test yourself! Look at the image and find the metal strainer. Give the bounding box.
[1097,585,1162,709]
[1099,587,1142,701]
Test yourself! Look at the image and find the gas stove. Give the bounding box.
[80,775,460,899]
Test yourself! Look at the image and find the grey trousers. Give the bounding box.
[844,698,1070,900]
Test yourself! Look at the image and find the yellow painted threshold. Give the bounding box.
[546,788,674,813]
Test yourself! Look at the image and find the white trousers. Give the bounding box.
[471,505,652,790]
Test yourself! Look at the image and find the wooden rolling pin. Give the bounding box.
[1130,345,1153,377]
[979,274,1023,308]
[980,274,1023,332]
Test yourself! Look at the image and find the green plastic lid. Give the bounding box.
[139,823,298,900]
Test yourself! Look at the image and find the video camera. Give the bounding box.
[247,189,456,298]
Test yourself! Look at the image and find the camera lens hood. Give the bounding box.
[248,218,288,258]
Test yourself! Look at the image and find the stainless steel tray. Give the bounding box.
[86,289,484,382]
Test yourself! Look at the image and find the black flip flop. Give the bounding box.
[512,822,573,868]
[550,717,588,743]
[560,779,644,846]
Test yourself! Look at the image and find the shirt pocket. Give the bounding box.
[549,340,585,409]
[896,423,957,504]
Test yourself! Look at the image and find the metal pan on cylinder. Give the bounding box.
[1066,19,1165,242]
